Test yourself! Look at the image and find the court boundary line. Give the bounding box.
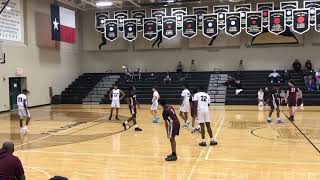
[205,113,225,159]
[25,166,51,178]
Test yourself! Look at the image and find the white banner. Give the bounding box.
[0,0,22,42]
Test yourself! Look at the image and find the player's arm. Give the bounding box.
[109,91,112,100]
[285,90,289,102]
[207,95,211,107]
[180,93,184,105]
[297,88,302,101]
[162,111,169,136]
[23,99,27,111]
[135,97,140,108]
[120,90,126,100]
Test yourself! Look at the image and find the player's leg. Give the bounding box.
[18,109,24,134]
[109,101,115,120]
[267,106,274,123]
[276,108,283,123]
[198,110,207,146]
[204,111,217,145]
[115,101,120,120]
[24,110,31,133]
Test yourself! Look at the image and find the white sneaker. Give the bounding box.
[20,128,25,134]
[23,127,30,134]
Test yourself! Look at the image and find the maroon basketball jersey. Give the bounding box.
[288,87,298,101]
[162,106,179,122]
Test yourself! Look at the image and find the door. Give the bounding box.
[9,78,21,110]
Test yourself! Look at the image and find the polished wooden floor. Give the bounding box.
[0,104,319,180]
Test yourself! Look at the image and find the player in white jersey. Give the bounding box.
[193,87,218,147]
[17,89,31,134]
[151,87,160,123]
[108,85,125,120]
[179,84,191,128]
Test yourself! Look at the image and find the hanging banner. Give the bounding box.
[0,0,22,41]
[95,12,109,33]
[235,4,252,29]
[316,9,320,32]
[225,12,241,36]
[269,10,286,35]
[131,10,146,32]
[143,18,158,41]
[123,19,137,42]
[151,8,167,29]
[162,16,177,39]
[114,10,128,32]
[213,5,229,30]
[202,14,218,38]
[257,2,274,27]
[304,0,320,25]
[193,7,208,30]
[171,7,187,30]
[104,19,118,41]
[280,1,298,26]
[292,9,310,34]
[246,12,263,37]
[182,15,197,38]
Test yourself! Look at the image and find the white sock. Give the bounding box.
[197,125,201,129]
[202,139,206,143]
[134,124,138,128]
[267,117,271,120]
[211,138,215,142]
[125,121,128,124]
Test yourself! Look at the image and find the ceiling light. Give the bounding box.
[5,6,12,11]
[167,0,174,2]
[96,1,113,7]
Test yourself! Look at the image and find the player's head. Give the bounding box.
[2,141,14,153]
[274,84,280,90]
[113,85,118,90]
[22,89,29,95]
[152,86,157,92]
[288,80,295,87]
[159,99,167,107]
[198,86,205,92]
[182,84,188,90]
[129,85,135,92]
[192,88,198,94]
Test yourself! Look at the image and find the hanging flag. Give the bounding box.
[292,9,310,34]
[235,4,251,29]
[225,12,241,36]
[304,0,320,25]
[151,8,167,29]
[95,12,109,33]
[213,5,229,30]
[193,6,208,30]
[269,10,286,35]
[246,12,263,37]
[104,19,118,41]
[131,10,146,32]
[114,10,128,32]
[316,9,320,32]
[51,4,76,43]
[162,16,177,39]
[182,15,197,38]
[257,2,274,27]
[143,18,157,41]
[280,1,298,26]
[202,14,218,38]
[171,7,187,30]
[123,19,137,42]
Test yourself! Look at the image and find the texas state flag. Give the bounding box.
[51,4,76,43]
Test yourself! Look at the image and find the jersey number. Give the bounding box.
[201,96,207,102]
[18,97,23,102]
[291,89,296,93]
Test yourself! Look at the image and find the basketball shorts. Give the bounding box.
[197,110,210,123]
[287,99,296,107]
[179,103,190,113]
[111,100,120,108]
[168,120,180,139]
[151,101,158,111]
[18,107,30,119]
[129,106,137,118]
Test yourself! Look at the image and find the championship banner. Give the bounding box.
[114,10,128,32]
[257,2,274,27]
[123,19,137,42]
[193,7,208,30]
[162,16,177,39]
[235,4,251,29]
[292,9,310,34]
[202,14,218,38]
[304,0,320,25]
[104,19,118,41]
[225,12,241,36]
[131,10,146,32]
[316,9,320,32]
[143,18,158,41]
[151,8,167,28]
[172,7,187,30]
[95,12,109,33]
[213,5,229,30]
[246,12,263,37]
[280,1,298,26]
[182,15,197,38]
[268,10,286,35]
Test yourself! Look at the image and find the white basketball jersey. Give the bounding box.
[181,89,191,104]
[112,89,120,101]
[17,94,27,108]
[152,91,159,102]
[194,92,210,111]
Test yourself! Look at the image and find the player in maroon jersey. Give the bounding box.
[285,80,301,121]
[159,99,180,161]
[122,86,142,131]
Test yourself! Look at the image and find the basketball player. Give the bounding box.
[151,87,160,123]
[285,80,301,121]
[190,89,200,134]
[122,86,142,131]
[159,99,180,161]
[180,84,191,128]
[17,89,31,134]
[267,85,283,124]
[108,85,125,120]
[194,87,218,146]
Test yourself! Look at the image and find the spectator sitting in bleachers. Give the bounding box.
[306,79,317,92]
[176,61,183,74]
[315,69,320,90]
[281,70,291,83]
[297,90,304,107]
[163,72,172,85]
[268,70,280,83]
[257,89,264,106]
[305,60,313,71]
[292,59,302,73]
[224,76,237,87]
[303,70,314,85]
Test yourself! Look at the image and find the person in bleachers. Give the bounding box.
[297,90,304,107]
[315,69,320,90]
[235,80,243,95]
[292,59,302,73]
[176,61,183,74]
[305,59,313,71]
[257,89,264,106]
[303,70,314,85]
[163,72,172,85]
[306,79,317,92]
[190,59,197,72]
[268,70,280,83]
[281,70,291,83]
